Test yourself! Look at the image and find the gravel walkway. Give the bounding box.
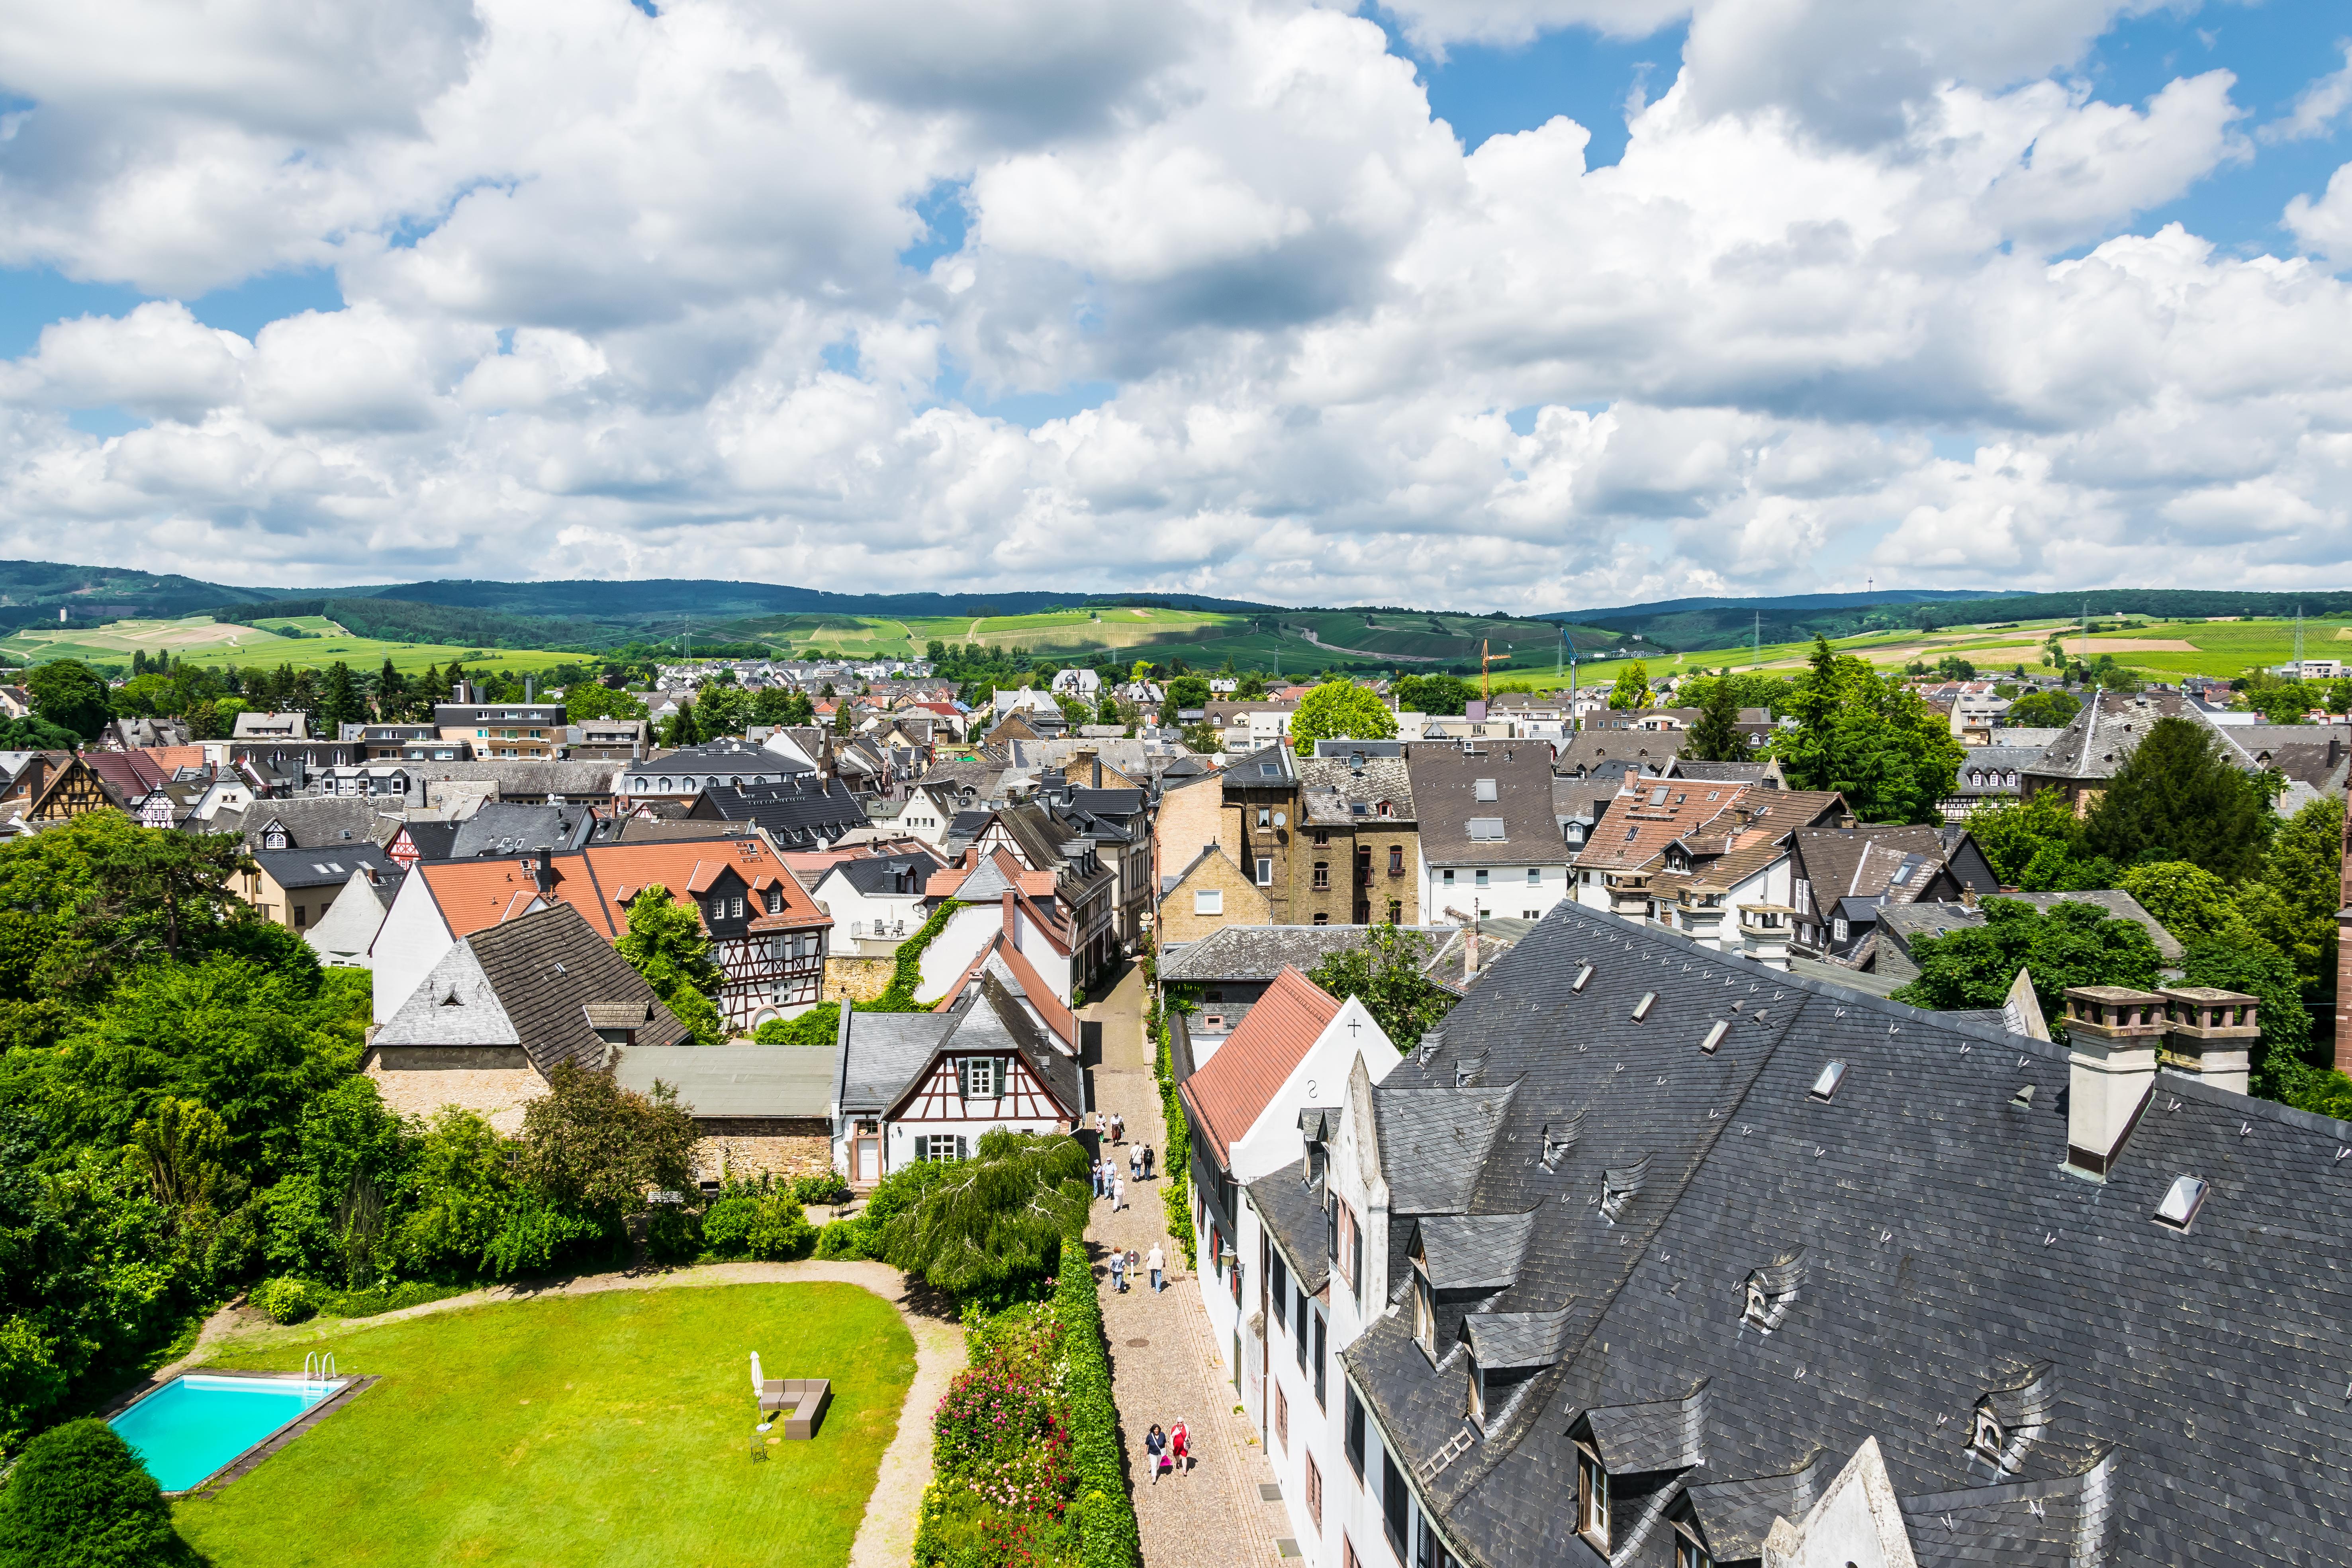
[1084,964,1291,1566]
[174,1259,962,1568]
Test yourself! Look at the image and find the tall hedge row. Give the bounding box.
[1057,1229,1141,1568]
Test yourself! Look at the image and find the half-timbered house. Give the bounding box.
[25,754,133,820]
[832,973,1083,1184]
[369,834,834,1031]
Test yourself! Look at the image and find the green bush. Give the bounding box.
[701,1193,816,1261]
[0,1418,201,1567]
[752,1002,839,1046]
[250,1276,323,1324]
[315,1280,472,1319]
[1057,1227,1140,1568]
[789,1170,850,1206]
[815,1157,950,1261]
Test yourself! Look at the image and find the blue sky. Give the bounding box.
[5,3,2343,411]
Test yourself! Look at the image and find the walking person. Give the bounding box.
[1110,1249,1127,1293]
[1129,1143,1143,1182]
[1126,1247,1141,1290]
[1142,1143,1154,1180]
[1170,1419,1190,1476]
[1147,1243,1165,1293]
[1146,1424,1168,1484]
[1114,1174,1127,1212]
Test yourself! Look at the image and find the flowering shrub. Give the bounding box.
[915,1298,1085,1567]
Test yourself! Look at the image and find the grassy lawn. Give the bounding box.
[171,1282,914,1568]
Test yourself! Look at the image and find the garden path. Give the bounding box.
[188,1258,961,1568]
[1084,963,1291,1566]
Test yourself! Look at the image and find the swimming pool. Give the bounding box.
[111,1374,345,1493]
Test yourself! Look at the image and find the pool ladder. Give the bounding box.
[304,1352,337,1391]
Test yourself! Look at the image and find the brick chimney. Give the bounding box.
[533,847,554,897]
[2158,986,2258,1096]
[2063,986,2168,1180]
[1002,888,1017,940]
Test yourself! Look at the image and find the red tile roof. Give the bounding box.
[1177,966,1341,1170]
[413,836,832,942]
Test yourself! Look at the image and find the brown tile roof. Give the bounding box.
[464,902,691,1073]
[1177,965,1340,1169]
[413,836,831,943]
[1575,781,1752,874]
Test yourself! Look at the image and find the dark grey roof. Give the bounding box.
[1157,923,1449,984]
[1373,1083,1515,1215]
[1407,744,1563,865]
[615,1045,832,1118]
[2028,688,2219,783]
[394,820,464,861]
[1875,893,2184,965]
[836,1010,956,1114]
[1249,1158,1333,1296]
[695,773,868,849]
[1555,733,1681,777]
[824,850,938,897]
[245,797,393,852]
[1671,760,1767,783]
[1418,1211,1536,1290]
[1341,898,2352,1568]
[251,843,400,890]
[448,801,593,858]
[1460,1307,1575,1370]
[1298,755,1414,826]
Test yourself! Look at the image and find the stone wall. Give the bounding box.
[691,1117,834,1183]
[826,955,898,1004]
[1158,847,1271,945]
[366,1045,546,1134]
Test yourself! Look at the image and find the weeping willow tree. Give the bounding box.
[883,1130,1092,1310]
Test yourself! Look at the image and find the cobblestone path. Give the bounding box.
[1083,963,1293,1566]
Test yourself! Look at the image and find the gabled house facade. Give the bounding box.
[366,901,689,1133]
[831,974,1083,1184]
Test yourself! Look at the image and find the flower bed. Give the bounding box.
[912,1233,1141,1568]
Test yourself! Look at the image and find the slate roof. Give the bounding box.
[1178,966,1341,1170]
[407,759,622,797]
[1157,922,1447,985]
[1248,1158,1332,1295]
[1422,917,1540,996]
[1409,743,1566,866]
[375,901,688,1074]
[1875,892,2185,965]
[2028,689,2225,783]
[1791,824,1957,906]
[244,797,395,852]
[837,1010,957,1114]
[1341,898,2352,1568]
[614,1045,832,1118]
[693,773,869,849]
[394,820,464,862]
[1298,756,1415,827]
[1949,744,2047,797]
[252,844,400,891]
[1555,734,1681,778]
[447,800,594,858]
[824,850,939,897]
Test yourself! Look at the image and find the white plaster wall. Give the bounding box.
[369,876,456,1025]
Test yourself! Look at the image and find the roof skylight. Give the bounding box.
[1808,1061,1847,1101]
[1632,991,1656,1022]
[2154,1175,2208,1231]
[1700,1020,1729,1054]
[1572,963,1594,992]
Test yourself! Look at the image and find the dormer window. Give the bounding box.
[1411,1251,1435,1358]
[1465,1353,1486,1423]
[1970,1403,2005,1460]
[1576,1444,1610,1549]
[1673,1531,1714,1568]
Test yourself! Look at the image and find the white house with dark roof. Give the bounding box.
[831,974,1083,1185]
[1406,742,1573,927]
[1250,896,2343,1568]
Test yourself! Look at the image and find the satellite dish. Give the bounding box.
[1273,812,1287,827]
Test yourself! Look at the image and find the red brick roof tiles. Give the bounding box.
[1178,965,1341,1170]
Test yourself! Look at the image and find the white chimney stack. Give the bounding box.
[2063,986,2167,1180]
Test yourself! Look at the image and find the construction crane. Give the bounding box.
[1480,638,1511,702]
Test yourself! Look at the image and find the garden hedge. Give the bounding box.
[1057,1227,1141,1568]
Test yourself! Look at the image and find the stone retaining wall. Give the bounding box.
[691,1116,832,1183]
[826,955,898,1004]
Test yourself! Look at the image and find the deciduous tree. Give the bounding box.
[1306,923,1454,1047]
[1770,637,1963,825]
[23,660,107,740]
[1290,681,1396,755]
[617,886,726,1046]
[1890,898,2162,1028]
[882,1130,1089,1309]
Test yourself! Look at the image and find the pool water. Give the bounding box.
[112,1375,337,1492]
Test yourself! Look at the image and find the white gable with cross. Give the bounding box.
[1227,992,1404,1185]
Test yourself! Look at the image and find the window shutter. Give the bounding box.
[955,1058,971,1100]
